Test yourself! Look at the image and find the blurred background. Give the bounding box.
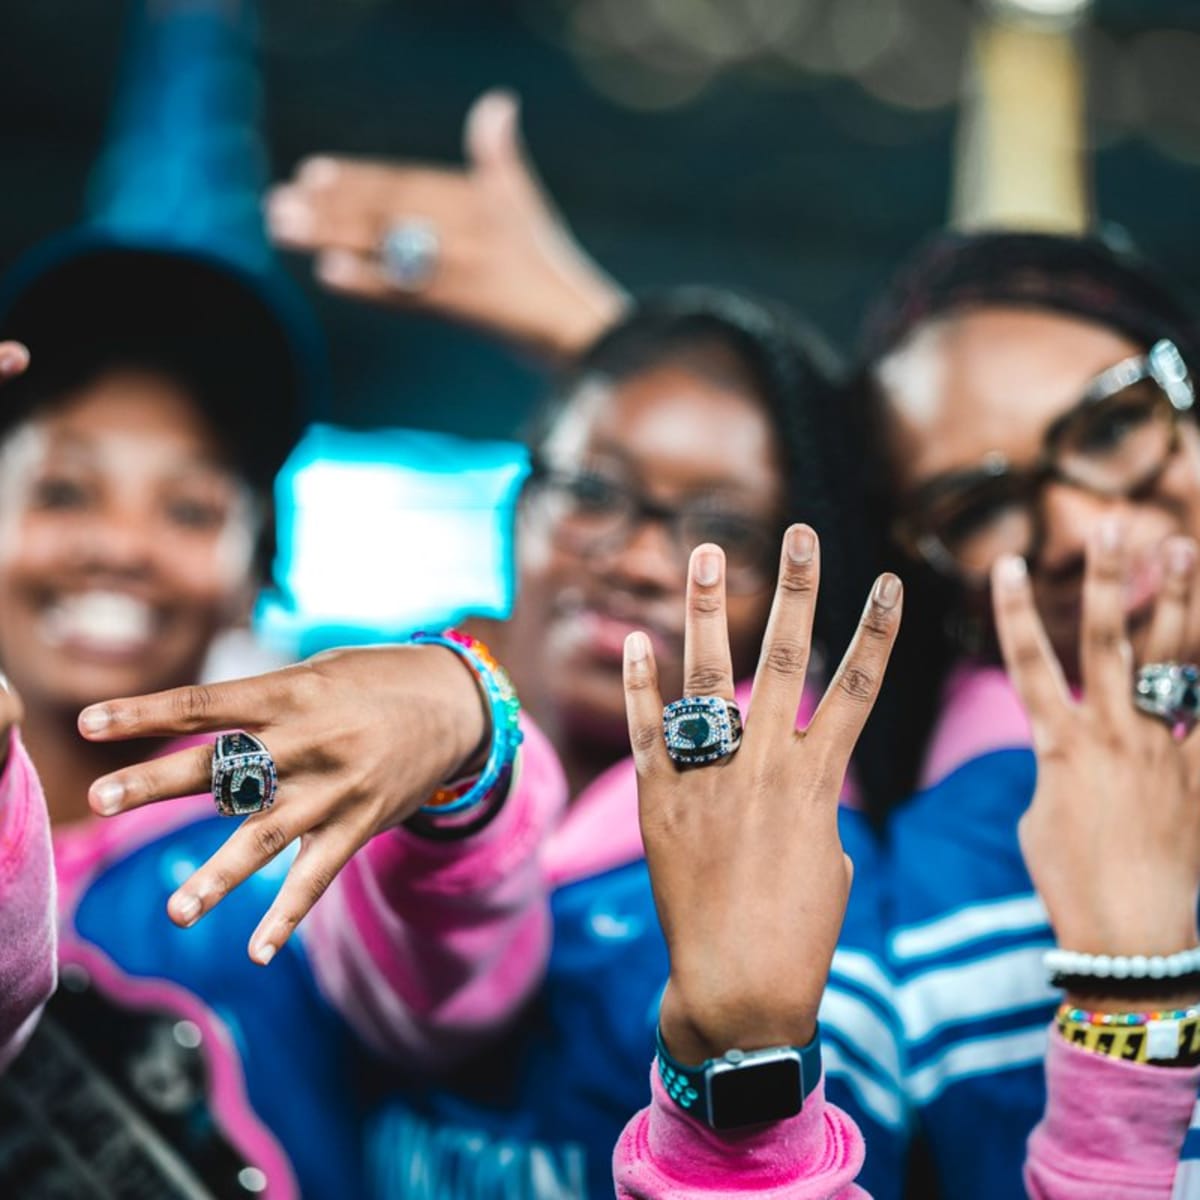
[4,0,1200,645]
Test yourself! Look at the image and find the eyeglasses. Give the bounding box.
[522,461,780,594]
[894,339,1195,585]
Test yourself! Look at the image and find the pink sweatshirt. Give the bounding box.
[0,730,56,1071]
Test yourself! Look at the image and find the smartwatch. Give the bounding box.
[655,1024,822,1131]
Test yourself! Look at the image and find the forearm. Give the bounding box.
[0,730,56,1070]
[614,1067,869,1199]
[1025,1024,1200,1199]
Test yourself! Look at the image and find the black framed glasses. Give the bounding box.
[894,339,1195,585]
[521,460,780,594]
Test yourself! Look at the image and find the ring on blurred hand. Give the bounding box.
[1133,662,1200,729]
[379,219,440,291]
[211,731,278,817]
[663,696,743,768]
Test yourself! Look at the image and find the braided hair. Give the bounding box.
[526,286,899,819]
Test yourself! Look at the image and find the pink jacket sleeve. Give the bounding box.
[613,1067,869,1199]
[303,716,564,1068]
[1025,1026,1200,1199]
[0,730,56,1071]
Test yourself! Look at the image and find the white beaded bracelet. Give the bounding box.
[1044,946,1200,981]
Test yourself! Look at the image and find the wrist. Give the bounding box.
[424,644,492,783]
[659,982,818,1066]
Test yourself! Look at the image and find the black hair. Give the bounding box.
[848,229,1200,808]
[527,286,906,820]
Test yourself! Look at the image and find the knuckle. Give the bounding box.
[206,867,235,902]
[173,684,215,726]
[837,666,877,703]
[624,672,658,693]
[763,640,809,677]
[685,666,728,695]
[1086,626,1124,653]
[689,591,723,618]
[301,862,337,907]
[860,609,896,640]
[777,567,817,597]
[631,723,662,756]
[251,821,291,861]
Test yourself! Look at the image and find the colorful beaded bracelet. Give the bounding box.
[1056,1012,1200,1064]
[408,629,523,817]
[1056,1002,1200,1027]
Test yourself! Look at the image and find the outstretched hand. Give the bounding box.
[77,644,490,963]
[992,521,1200,1006]
[266,89,626,361]
[624,526,902,1064]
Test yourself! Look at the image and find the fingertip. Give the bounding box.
[1164,536,1198,579]
[785,524,816,566]
[871,572,903,611]
[315,249,360,288]
[992,554,1028,595]
[89,778,125,818]
[624,631,653,681]
[0,342,29,377]
[78,705,111,737]
[297,155,339,188]
[691,543,724,589]
[466,88,520,164]
[250,940,277,967]
[1095,515,1124,556]
[169,892,202,929]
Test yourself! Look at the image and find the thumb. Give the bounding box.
[465,89,544,207]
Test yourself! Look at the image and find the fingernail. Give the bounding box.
[316,250,357,285]
[626,631,651,663]
[173,894,201,927]
[92,779,124,816]
[78,705,110,735]
[252,941,277,967]
[1098,517,1123,553]
[266,192,312,238]
[1167,538,1197,578]
[694,549,721,587]
[298,156,338,187]
[787,525,815,565]
[996,554,1028,590]
[873,573,902,609]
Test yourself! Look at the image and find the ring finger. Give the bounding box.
[1143,537,1198,666]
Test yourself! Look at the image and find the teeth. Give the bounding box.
[44,592,155,651]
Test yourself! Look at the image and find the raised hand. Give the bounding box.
[76,644,491,963]
[266,89,626,361]
[992,521,1200,1004]
[622,526,903,1065]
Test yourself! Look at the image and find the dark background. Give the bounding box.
[4,0,1200,435]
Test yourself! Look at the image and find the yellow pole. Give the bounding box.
[952,6,1091,232]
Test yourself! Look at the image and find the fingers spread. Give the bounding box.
[89,744,215,817]
[681,545,734,700]
[248,829,358,964]
[168,802,311,928]
[808,573,903,782]
[991,554,1071,742]
[624,631,670,778]
[1081,518,1134,720]
[748,525,818,743]
[1144,537,1197,666]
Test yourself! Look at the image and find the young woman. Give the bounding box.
[76,290,913,1198]
[0,235,388,1199]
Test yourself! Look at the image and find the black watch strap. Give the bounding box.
[655,1023,822,1131]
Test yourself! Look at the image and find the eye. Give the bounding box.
[31,476,90,511]
[1074,400,1154,455]
[166,498,228,530]
[562,472,622,512]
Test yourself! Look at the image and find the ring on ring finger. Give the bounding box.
[663,696,743,768]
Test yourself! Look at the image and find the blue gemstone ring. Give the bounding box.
[211,731,278,817]
[662,696,743,768]
[1134,662,1200,730]
[379,219,440,291]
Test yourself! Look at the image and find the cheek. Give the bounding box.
[1163,429,1200,532]
[161,534,252,616]
[0,513,74,583]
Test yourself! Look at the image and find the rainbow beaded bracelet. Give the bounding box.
[409,629,523,818]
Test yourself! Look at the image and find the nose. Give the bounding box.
[75,502,157,577]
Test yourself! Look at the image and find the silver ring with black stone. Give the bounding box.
[211,731,278,817]
[662,696,743,768]
[1133,661,1200,730]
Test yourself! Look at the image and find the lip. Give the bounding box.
[556,595,680,665]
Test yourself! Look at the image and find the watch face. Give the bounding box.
[707,1051,803,1131]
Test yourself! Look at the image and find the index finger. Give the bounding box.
[78,665,310,741]
[991,554,1072,736]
